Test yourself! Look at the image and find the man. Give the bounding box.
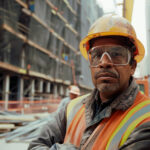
[56,85,80,112]
[28,15,150,150]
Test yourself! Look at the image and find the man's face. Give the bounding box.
[89,37,136,100]
[70,93,78,100]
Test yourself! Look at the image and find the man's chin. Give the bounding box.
[96,83,119,92]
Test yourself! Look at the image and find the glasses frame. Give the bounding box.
[88,45,131,68]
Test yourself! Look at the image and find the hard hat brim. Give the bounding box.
[69,91,80,95]
[80,32,145,63]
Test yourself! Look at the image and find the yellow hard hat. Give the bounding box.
[80,14,145,63]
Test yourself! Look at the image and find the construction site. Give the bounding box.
[0,0,103,148]
[0,0,150,149]
[0,0,103,114]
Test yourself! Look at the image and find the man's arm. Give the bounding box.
[57,97,70,113]
[28,103,67,150]
[119,122,150,150]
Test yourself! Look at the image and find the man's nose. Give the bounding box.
[99,52,113,68]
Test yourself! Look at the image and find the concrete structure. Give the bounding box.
[0,0,103,111]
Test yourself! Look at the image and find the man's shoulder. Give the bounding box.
[120,122,150,150]
[135,91,150,103]
[68,93,91,107]
[61,97,70,102]
[59,97,70,106]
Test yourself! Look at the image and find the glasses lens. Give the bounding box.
[88,45,130,66]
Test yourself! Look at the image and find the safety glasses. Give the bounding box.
[88,45,131,67]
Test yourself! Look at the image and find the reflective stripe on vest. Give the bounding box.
[66,94,90,128]
[64,94,90,146]
[65,91,150,149]
[106,100,150,150]
[120,112,150,147]
[65,105,85,145]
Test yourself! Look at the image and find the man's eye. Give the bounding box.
[111,52,123,57]
[91,53,101,59]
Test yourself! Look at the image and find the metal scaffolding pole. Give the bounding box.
[54,84,58,98]
[17,77,24,101]
[60,85,64,96]
[38,79,43,99]
[3,75,10,110]
[30,79,35,101]
[46,82,50,93]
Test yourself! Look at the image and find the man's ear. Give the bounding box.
[131,60,137,75]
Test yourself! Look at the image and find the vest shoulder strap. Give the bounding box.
[66,93,90,126]
[106,99,150,150]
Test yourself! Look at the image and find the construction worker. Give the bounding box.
[56,85,80,112]
[28,15,150,150]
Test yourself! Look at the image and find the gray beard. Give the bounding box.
[96,82,120,92]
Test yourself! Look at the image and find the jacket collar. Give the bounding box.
[83,78,139,126]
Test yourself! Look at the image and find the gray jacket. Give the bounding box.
[28,79,150,150]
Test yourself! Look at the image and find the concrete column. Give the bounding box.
[54,84,58,98]
[17,78,24,114]
[30,79,35,101]
[17,78,24,101]
[57,84,60,95]
[38,79,43,100]
[64,86,69,97]
[46,82,51,93]
[38,79,43,93]
[21,49,25,68]
[3,75,10,110]
[60,85,64,96]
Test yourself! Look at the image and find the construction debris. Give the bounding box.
[0,114,36,122]
[0,111,53,143]
[0,124,15,133]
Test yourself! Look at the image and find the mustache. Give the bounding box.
[94,69,119,79]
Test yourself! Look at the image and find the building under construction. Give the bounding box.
[0,0,103,113]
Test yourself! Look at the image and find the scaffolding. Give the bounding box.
[0,0,103,112]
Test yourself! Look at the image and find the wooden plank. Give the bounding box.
[27,39,70,66]
[63,0,77,16]
[63,80,71,85]
[0,124,15,130]
[54,78,63,83]
[0,61,26,74]
[16,0,79,53]
[0,60,68,84]
[0,25,73,83]
[15,0,28,9]
[0,61,52,82]
[3,23,71,67]
[57,12,68,24]
[29,70,54,81]
[22,8,77,54]
[0,61,69,84]
[46,0,78,36]
[0,120,24,124]
[27,39,54,58]
[65,24,78,36]
[0,115,36,122]
[2,24,26,42]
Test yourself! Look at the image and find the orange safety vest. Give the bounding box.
[64,92,150,150]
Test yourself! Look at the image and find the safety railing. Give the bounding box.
[0,98,61,114]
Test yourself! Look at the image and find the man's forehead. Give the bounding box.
[89,36,134,48]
